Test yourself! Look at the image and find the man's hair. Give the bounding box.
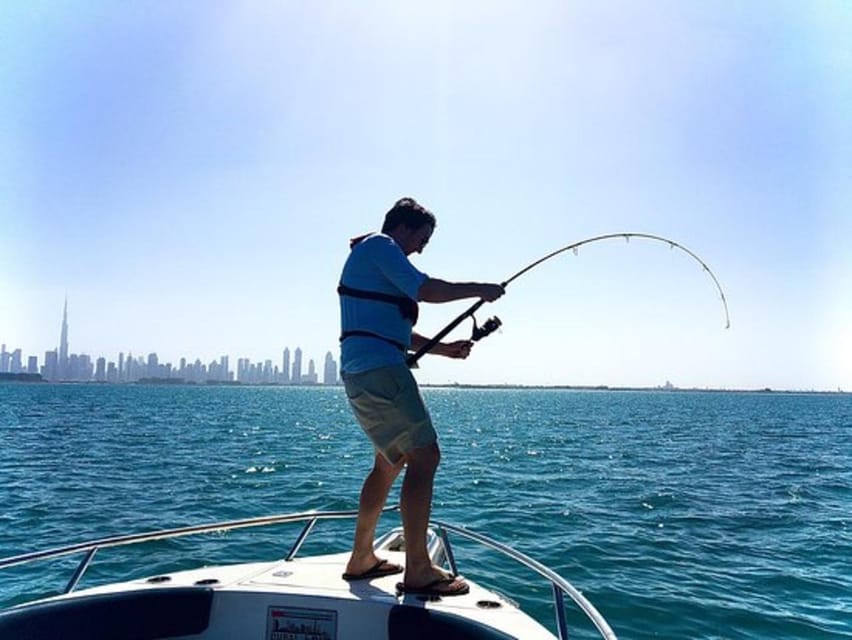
[381,197,437,234]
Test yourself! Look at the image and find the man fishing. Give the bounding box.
[338,197,504,597]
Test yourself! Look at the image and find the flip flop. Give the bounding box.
[395,576,470,597]
[342,559,404,582]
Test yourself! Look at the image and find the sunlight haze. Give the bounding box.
[2,1,850,391]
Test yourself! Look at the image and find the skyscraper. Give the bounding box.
[281,348,291,384]
[58,299,69,380]
[323,351,338,385]
[292,347,302,384]
[43,350,57,381]
[95,357,106,382]
[10,349,22,373]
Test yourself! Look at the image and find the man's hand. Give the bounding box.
[438,340,474,359]
[478,283,505,302]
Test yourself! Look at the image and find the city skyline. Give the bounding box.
[3,299,846,393]
[0,300,340,386]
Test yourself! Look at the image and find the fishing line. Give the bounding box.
[406,232,730,368]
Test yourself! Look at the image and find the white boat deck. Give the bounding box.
[71,549,554,639]
[0,508,617,640]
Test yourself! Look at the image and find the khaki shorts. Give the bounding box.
[343,364,437,464]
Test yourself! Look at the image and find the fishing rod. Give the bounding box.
[406,232,730,368]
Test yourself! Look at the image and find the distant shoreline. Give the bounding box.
[420,383,850,395]
[0,373,846,395]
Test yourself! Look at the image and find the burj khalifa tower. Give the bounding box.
[58,298,69,380]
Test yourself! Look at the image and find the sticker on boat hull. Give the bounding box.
[267,606,337,640]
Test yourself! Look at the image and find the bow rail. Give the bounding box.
[0,506,616,640]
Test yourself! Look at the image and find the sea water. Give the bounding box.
[1,384,849,639]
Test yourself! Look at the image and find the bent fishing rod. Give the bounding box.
[406,232,731,368]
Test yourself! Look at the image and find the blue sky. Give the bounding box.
[2,1,850,390]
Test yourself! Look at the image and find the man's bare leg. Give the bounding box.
[400,443,467,592]
[345,452,403,576]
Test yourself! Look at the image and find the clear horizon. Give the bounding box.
[2,2,850,392]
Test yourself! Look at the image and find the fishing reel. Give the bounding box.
[471,315,502,342]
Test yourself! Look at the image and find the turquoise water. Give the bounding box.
[1,384,850,639]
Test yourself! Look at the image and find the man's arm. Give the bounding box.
[411,279,503,360]
[417,278,504,303]
[411,333,473,359]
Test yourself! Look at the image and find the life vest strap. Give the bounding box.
[339,330,407,353]
[337,284,419,325]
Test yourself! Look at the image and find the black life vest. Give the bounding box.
[337,284,419,353]
[338,234,419,353]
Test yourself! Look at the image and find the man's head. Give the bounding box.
[382,197,437,255]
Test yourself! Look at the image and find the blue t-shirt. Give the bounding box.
[339,234,429,374]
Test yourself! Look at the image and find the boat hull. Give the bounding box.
[0,550,553,639]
